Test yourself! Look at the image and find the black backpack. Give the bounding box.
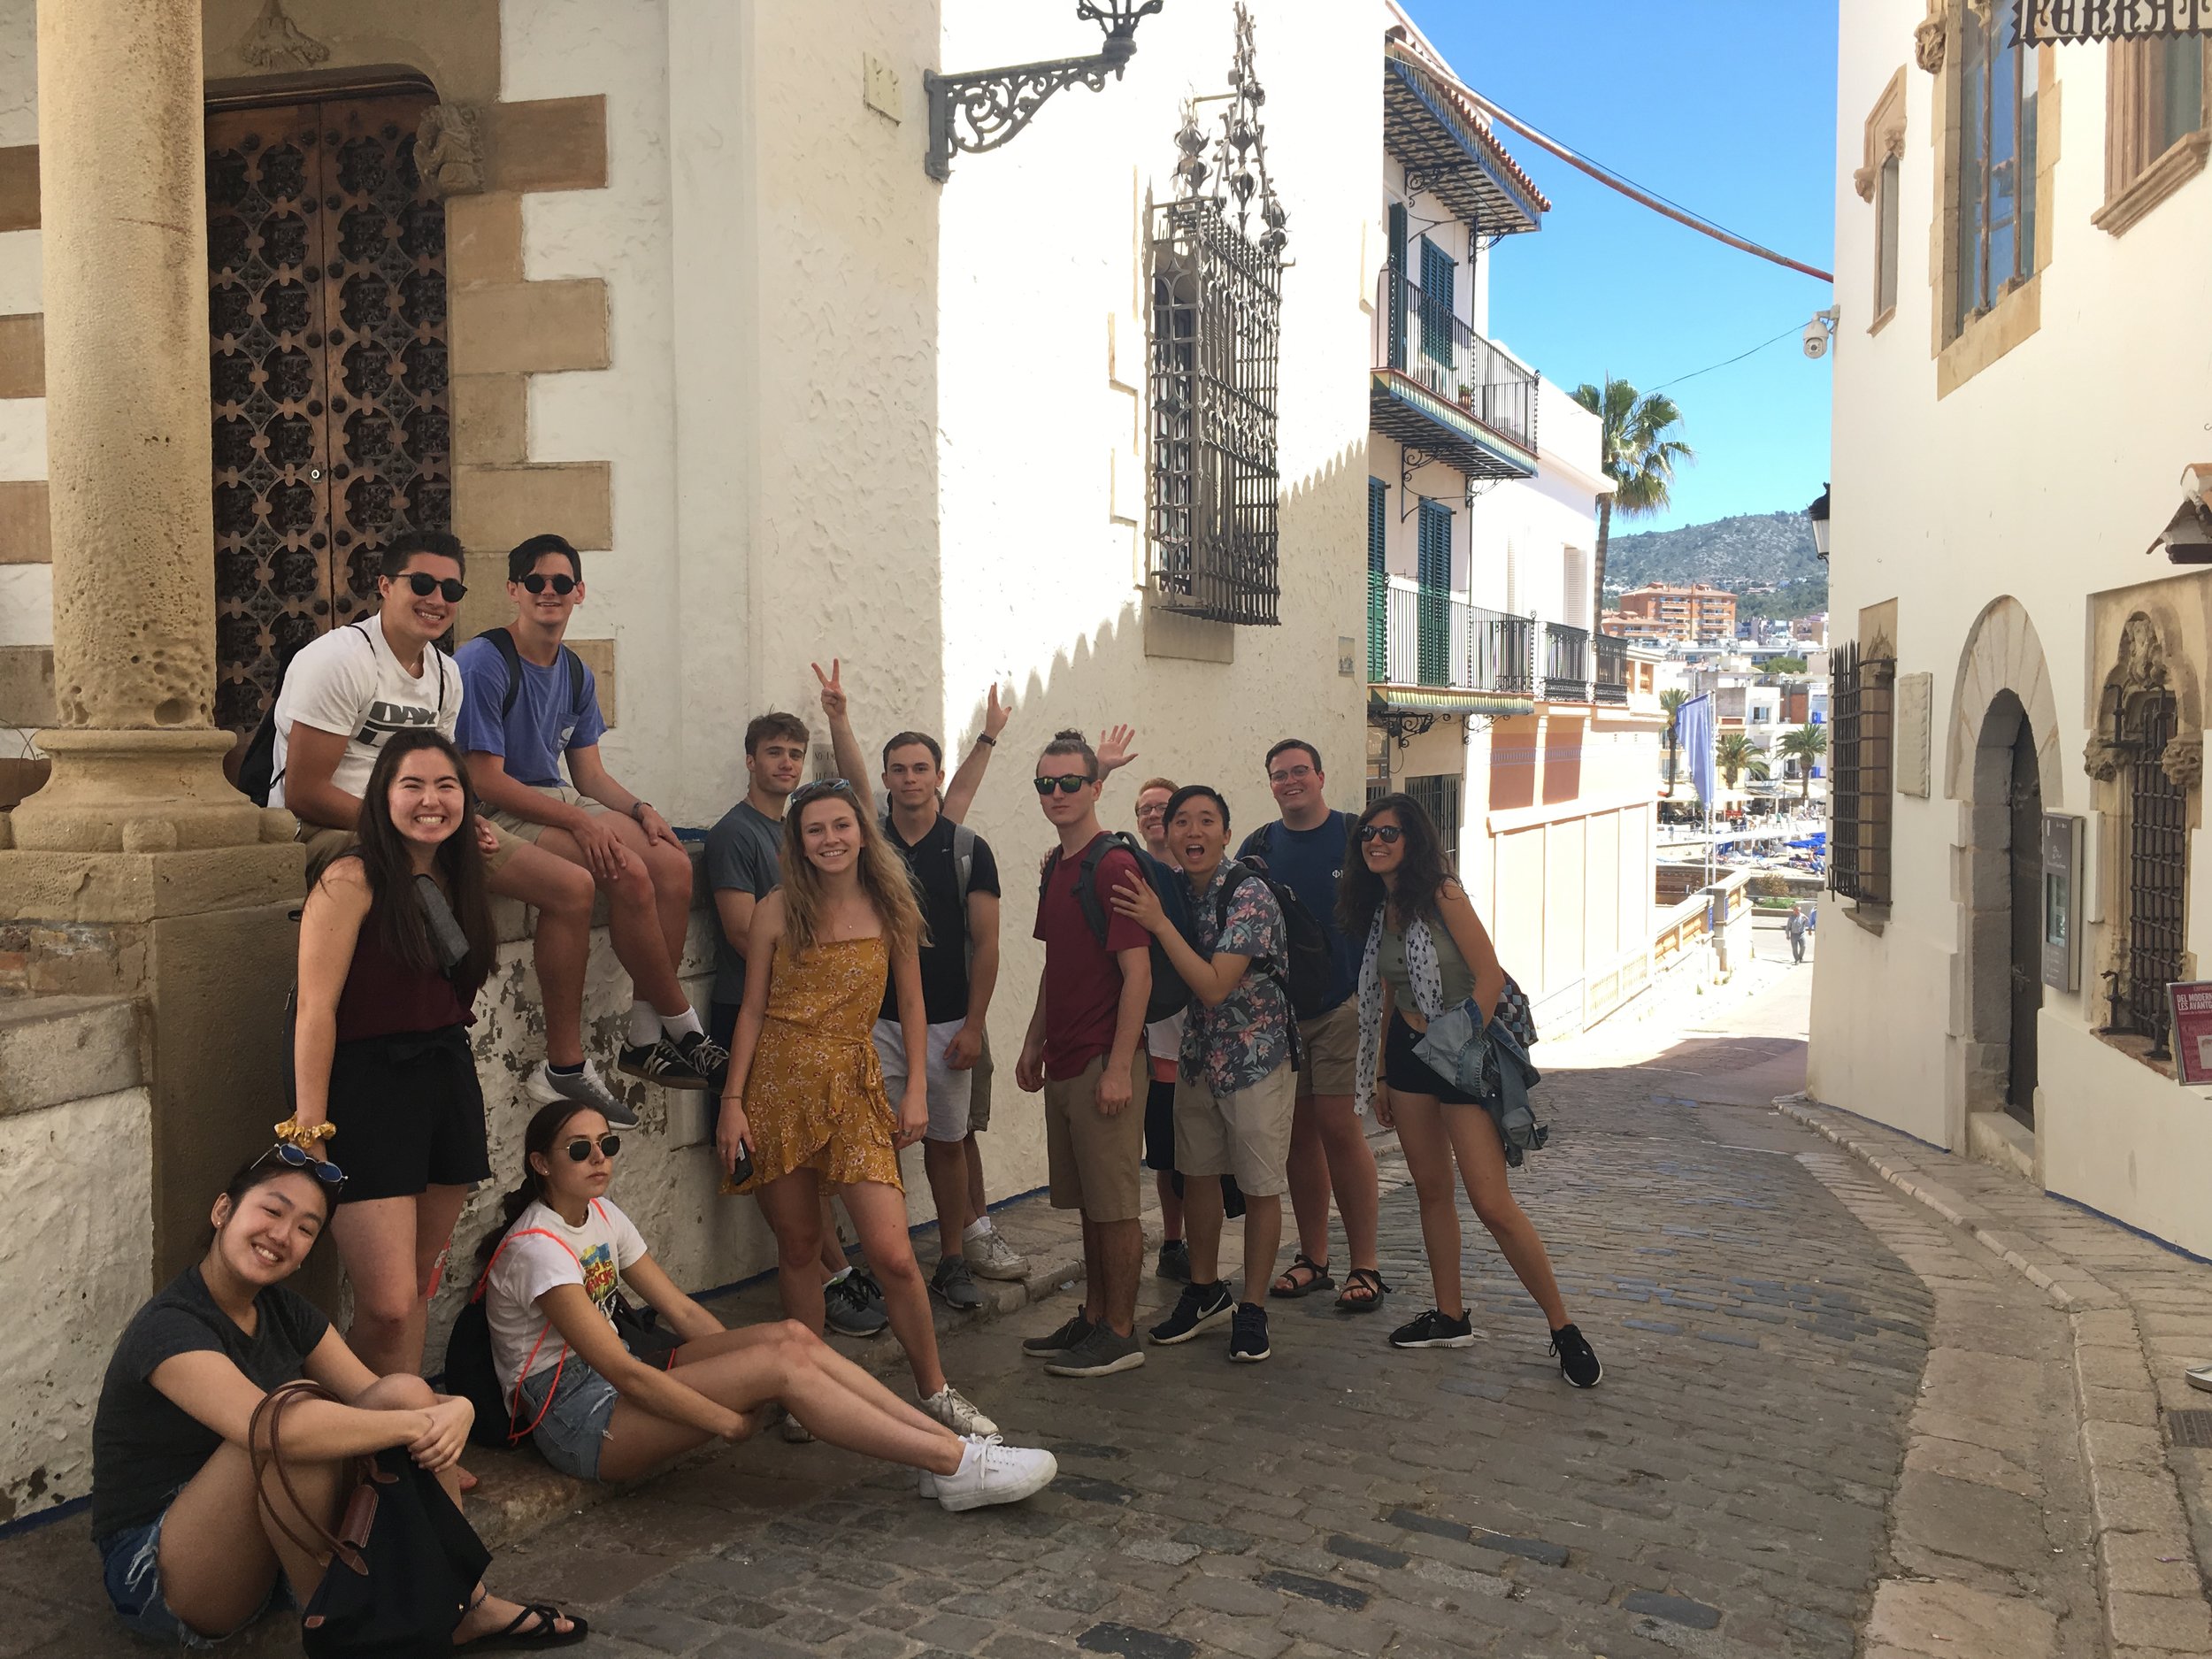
[1042,830,1196,1023]
[234,637,315,808]
[480,626,588,724]
[1219,855,1337,1020]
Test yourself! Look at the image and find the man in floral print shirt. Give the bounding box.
[1110,784,1294,1365]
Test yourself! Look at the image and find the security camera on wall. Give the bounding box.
[1802,305,1839,360]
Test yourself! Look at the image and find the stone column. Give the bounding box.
[7,0,255,852]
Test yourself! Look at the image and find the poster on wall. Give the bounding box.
[2165,982,2212,1086]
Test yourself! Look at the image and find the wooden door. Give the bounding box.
[206,90,451,735]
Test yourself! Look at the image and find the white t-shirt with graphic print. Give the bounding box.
[484,1196,649,1394]
[268,610,463,812]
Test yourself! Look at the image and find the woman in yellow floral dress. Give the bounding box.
[716,779,998,1437]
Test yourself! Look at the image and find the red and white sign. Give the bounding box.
[2166,982,2212,1085]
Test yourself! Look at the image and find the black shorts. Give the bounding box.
[326,1025,490,1202]
[1143,1076,1178,1172]
[710,1000,740,1056]
[1383,1010,1479,1106]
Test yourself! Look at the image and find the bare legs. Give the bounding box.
[922,1138,972,1259]
[1181,1179,1283,1308]
[326,1184,471,1376]
[1279,1091,1381,1288]
[530,816,694,1018]
[487,839,596,1067]
[757,1171,948,1397]
[1080,1215,1143,1338]
[1389,1088,1569,1329]
[1156,1169,1184,1244]
[594,1322,966,1484]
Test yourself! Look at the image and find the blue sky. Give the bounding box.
[1404,2,1839,534]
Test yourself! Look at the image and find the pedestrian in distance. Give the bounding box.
[89,1154,584,1650]
[706,712,889,1345]
[290,729,498,1379]
[265,528,631,1127]
[816,658,1031,1309]
[456,534,727,1095]
[1343,793,1602,1387]
[1785,902,1809,964]
[1016,729,1154,1379]
[1238,741,1387,1314]
[1112,784,1296,1363]
[715,777,1001,1438]
[478,1102,1056,1509]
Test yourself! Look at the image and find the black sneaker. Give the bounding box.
[1148,1279,1233,1345]
[1390,1308,1479,1349]
[1550,1323,1602,1388]
[1042,1323,1145,1378]
[617,1035,709,1091]
[1156,1240,1191,1282]
[1229,1302,1271,1363]
[672,1030,730,1093]
[1022,1310,1094,1358]
[825,1269,888,1338]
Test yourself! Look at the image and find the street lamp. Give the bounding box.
[1808,483,1831,563]
[925,0,1166,181]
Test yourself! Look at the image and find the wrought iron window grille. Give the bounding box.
[1147,3,1286,628]
[2119,690,2187,1055]
[924,0,1164,182]
[1830,642,1895,906]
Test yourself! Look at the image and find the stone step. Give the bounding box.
[0,991,139,1118]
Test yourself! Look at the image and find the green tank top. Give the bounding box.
[1379,915,1477,1008]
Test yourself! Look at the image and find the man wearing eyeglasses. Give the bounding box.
[455,534,726,1095]
[271,528,632,1127]
[1235,740,1385,1314]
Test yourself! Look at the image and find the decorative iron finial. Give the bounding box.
[1172,4,1287,258]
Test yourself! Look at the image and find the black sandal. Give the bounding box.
[457,1603,589,1651]
[1334,1267,1390,1313]
[1270,1253,1335,1299]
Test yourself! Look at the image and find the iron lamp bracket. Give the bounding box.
[925,0,1164,181]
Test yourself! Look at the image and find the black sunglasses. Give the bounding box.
[790,778,856,809]
[562,1133,622,1162]
[1033,774,1091,795]
[399,571,467,603]
[255,1141,345,1188]
[1359,824,1404,844]
[520,572,577,595]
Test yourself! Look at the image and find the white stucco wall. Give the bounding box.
[1810,5,2212,1253]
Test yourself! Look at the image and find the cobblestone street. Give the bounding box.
[18,946,2209,1658]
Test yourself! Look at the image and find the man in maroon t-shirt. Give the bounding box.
[1016,728,1152,1378]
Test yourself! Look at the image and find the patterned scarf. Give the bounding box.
[1354,908,1443,1117]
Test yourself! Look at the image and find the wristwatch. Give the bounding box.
[975,734,996,748]
[630,801,653,823]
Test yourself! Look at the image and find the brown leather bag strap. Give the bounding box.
[249,1379,367,1574]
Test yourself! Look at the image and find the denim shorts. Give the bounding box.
[516,1356,622,1481]
[98,1496,291,1647]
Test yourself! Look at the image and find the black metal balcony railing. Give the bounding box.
[1372,268,1538,455]
[1367,572,1534,697]
[1542,621,1589,702]
[1593,632,1629,705]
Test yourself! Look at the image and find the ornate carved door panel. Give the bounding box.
[206,90,451,735]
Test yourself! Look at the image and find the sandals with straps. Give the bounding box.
[1334,1267,1391,1313]
[457,1601,589,1651]
[1270,1254,1335,1299]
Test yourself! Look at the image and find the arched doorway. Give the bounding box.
[1965,688,2041,1151]
[2001,699,2041,1124]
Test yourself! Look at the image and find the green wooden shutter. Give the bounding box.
[1417,499,1452,686]
[1367,477,1387,680]
[1419,236,1456,368]
[1386,203,1408,372]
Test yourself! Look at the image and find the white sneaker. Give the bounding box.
[934,1438,1057,1512]
[918,1432,991,1498]
[525,1059,640,1128]
[920,1384,999,1438]
[2188,1364,2212,1394]
[965,1228,1029,1281]
[780,1413,814,1444]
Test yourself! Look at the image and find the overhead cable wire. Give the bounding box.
[1648,320,1809,393]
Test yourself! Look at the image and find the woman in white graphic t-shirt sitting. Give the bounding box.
[476,1100,1056,1510]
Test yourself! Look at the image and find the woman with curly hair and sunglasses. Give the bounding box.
[715,778,1002,1440]
[292,727,499,1379]
[1341,793,1601,1387]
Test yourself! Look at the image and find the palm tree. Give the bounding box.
[1661,687,1689,790]
[1571,377,1696,616]
[1778,724,1829,799]
[1715,732,1769,790]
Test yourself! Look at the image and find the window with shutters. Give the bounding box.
[1417,498,1452,687]
[1830,641,1894,907]
[1367,477,1387,680]
[2095,34,2211,236]
[1418,235,1455,368]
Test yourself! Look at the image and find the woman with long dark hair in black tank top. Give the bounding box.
[293,728,498,1378]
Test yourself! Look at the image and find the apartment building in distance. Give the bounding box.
[1614,580,1740,643]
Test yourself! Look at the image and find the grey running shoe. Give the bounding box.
[965,1228,1029,1281]
[1021,1310,1094,1358]
[919,1385,998,1438]
[931,1256,985,1311]
[1156,1240,1191,1282]
[1043,1324,1145,1379]
[526,1059,639,1128]
[825,1269,889,1338]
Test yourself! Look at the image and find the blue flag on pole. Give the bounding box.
[1677,693,1717,805]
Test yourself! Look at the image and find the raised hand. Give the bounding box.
[1097,723,1138,779]
[811,658,848,722]
[983,682,1011,740]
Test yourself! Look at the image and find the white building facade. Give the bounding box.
[1813,1,2212,1256]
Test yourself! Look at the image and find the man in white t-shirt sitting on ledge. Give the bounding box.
[269,529,634,1126]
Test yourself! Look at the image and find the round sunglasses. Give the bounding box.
[397,571,467,603]
[561,1133,622,1162]
[255,1141,346,1187]
[520,572,577,595]
[1033,774,1091,795]
[790,777,856,810]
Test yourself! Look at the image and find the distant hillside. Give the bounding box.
[1603,511,1826,600]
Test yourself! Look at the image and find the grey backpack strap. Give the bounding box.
[951,821,978,901]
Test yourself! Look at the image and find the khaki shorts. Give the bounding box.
[1296,999,1359,1099]
[1173,1063,1295,1196]
[487,782,604,844]
[1041,1048,1148,1222]
[296,817,521,889]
